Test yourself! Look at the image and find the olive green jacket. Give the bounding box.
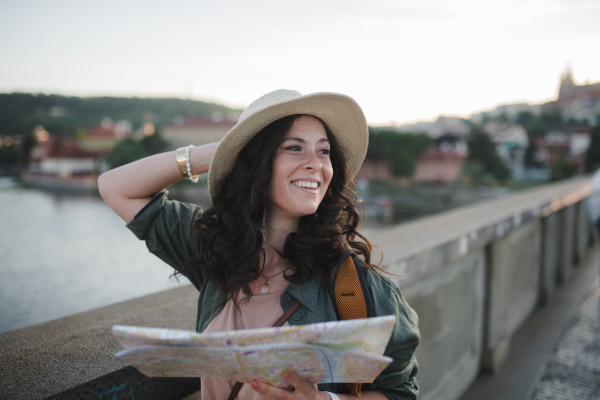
[126,190,420,400]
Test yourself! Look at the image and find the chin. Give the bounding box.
[289,204,319,218]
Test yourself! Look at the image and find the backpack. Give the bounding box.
[325,251,373,397]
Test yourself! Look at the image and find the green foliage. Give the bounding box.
[0,129,37,167]
[585,125,600,172]
[140,130,169,156]
[523,138,544,168]
[515,110,576,138]
[106,138,148,169]
[0,144,22,165]
[366,129,431,177]
[387,150,417,177]
[20,129,38,164]
[550,155,578,181]
[466,124,511,183]
[461,160,486,186]
[0,93,239,139]
[516,111,544,137]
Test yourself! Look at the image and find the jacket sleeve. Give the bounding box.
[365,272,420,400]
[125,189,204,289]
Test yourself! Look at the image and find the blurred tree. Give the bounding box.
[585,125,600,172]
[106,138,148,169]
[523,138,544,168]
[465,124,511,183]
[140,130,169,155]
[460,160,486,186]
[550,155,578,181]
[516,111,544,137]
[366,129,431,177]
[388,150,418,177]
[497,112,510,123]
[21,129,38,164]
[0,144,22,165]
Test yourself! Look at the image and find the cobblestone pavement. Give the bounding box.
[531,278,600,400]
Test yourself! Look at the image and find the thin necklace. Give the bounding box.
[261,268,287,294]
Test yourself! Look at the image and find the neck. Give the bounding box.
[261,210,299,272]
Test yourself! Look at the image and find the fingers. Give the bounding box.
[250,372,317,399]
[282,371,315,394]
[251,380,293,400]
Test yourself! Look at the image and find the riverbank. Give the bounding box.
[20,171,100,193]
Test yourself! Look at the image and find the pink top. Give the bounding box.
[201,280,290,400]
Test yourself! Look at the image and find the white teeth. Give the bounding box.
[292,180,318,189]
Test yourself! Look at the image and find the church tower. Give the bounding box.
[558,66,575,99]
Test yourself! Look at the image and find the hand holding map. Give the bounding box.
[113,315,396,387]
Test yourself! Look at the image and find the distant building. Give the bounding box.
[397,116,470,138]
[162,116,237,149]
[434,134,468,156]
[471,103,542,124]
[413,148,466,183]
[544,67,600,124]
[78,118,132,152]
[535,132,570,167]
[484,122,528,178]
[29,136,107,178]
[570,128,590,158]
[356,160,397,183]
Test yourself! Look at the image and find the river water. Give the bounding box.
[0,178,188,334]
[0,176,511,334]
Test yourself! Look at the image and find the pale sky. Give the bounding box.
[0,0,598,125]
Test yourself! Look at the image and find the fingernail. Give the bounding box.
[251,381,260,389]
[284,372,292,380]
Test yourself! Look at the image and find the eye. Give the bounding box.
[285,145,301,151]
[319,148,330,155]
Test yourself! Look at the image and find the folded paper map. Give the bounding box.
[113,315,395,387]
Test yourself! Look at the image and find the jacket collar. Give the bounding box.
[284,266,323,313]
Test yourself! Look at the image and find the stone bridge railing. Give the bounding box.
[0,177,592,400]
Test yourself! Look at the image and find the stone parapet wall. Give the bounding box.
[369,177,592,400]
[0,177,593,400]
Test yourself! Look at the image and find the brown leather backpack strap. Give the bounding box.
[229,275,329,399]
[228,382,244,400]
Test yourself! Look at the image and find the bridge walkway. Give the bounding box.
[461,244,599,400]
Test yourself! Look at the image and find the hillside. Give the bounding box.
[0,93,240,137]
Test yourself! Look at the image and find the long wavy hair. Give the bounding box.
[179,114,382,304]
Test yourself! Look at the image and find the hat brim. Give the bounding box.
[208,92,368,202]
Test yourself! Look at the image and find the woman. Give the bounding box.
[99,89,420,400]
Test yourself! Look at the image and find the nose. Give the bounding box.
[303,150,322,172]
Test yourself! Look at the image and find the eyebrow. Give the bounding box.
[284,137,330,144]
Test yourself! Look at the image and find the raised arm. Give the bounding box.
[98,143,218,224]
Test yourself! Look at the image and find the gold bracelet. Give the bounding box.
[175,147,190,179]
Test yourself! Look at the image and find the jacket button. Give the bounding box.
[283,293,291,302]
[292,312,301,321]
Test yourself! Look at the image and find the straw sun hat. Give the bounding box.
[207,89,369,202]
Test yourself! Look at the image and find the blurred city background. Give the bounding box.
[1,1,599,399]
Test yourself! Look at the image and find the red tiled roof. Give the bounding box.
[49,143,106,158]
[86,125,116,138]
[418,149,466,162]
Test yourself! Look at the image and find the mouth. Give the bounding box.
[291,180,320,193]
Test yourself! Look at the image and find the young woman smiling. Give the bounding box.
[99,89,420,400]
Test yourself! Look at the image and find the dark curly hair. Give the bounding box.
[178,114,381,305]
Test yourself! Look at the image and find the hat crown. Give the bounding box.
[239,89,302,122]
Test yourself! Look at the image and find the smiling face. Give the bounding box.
[266,115,333,222]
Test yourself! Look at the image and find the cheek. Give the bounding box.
[324,165,334,186]
[268,161,289,199]
[320,167,334,198]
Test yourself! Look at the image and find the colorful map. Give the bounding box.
[113,315,395,387]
